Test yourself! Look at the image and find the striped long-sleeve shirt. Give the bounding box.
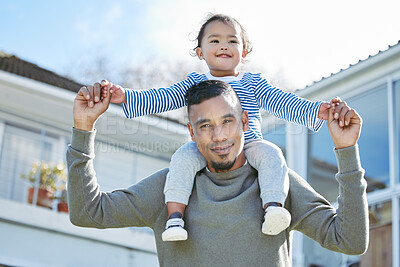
[122,72,324,140]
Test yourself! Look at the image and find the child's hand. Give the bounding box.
[100,80,126,104]
[318,100,336,121]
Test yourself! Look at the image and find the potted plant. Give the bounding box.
[20,161,67,209]
[56,188,69,213]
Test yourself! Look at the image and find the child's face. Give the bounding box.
[196,21,247,77]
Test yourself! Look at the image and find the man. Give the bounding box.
[67,80,368,266]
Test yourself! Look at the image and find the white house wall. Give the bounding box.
[0,199,158,267]
[0,69,193,266]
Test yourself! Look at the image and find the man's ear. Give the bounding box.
[196,47,204,60]
[187,122,196,142]
[241,111,249,132]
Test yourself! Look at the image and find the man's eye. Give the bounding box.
[200,124,211,128]
[223,119,233,124]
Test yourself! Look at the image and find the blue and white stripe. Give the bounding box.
[122,72,324,141]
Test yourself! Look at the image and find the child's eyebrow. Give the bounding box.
[207,34,239,39]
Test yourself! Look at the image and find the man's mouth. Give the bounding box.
[211,144,233,154]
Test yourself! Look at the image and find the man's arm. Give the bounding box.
[67,128,166,228]
[290,103,368,255]
[68,86,166,228]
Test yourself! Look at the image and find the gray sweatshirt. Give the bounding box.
[67,128,368,267]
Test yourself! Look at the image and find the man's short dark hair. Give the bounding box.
[185,80,241,114]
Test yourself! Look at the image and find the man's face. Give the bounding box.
[187,94,249,172]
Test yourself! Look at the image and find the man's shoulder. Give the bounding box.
[287,169,312,189]
[122,168,168,206]
[286,168,320,203]
[136,168,168,186]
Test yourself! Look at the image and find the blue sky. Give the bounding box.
[1,0,400,89]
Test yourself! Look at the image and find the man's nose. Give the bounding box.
[212,125,228,142]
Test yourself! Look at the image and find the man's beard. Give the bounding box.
[211,158,237,172]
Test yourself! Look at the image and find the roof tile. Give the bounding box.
[0,51,83,92]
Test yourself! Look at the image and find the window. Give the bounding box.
[348,86,389,192]
[308,86,389,202]
[0,125,60,203]
[263,121,286,156]
[308,124,338,202]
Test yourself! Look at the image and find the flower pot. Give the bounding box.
[57,202,69,213]
[27,187,53,209]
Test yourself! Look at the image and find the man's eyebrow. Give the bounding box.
[222,113,235,119]
[194,113,236,126]
[194,118,210,127]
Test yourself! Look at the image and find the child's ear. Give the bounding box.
[242,50,248,59]
[196,47,204,60]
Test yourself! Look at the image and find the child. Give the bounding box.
[98,14,342,241]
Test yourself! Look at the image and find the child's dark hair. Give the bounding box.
[185,80,241,113]
[192,14,253,56]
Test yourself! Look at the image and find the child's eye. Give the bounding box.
[210,39,219,43]
[229,40,238,44]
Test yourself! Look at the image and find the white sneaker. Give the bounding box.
[262,206,291,235]
[162,217,188,241]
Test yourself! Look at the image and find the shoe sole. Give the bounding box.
[162,227,188,241]
[262,207,291,235]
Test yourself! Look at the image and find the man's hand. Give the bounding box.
[73,84,112,131]
[327,101,362,149]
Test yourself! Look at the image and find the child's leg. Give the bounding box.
[244,139,291,235]
[162,141,206,241]
[164,141,206,206]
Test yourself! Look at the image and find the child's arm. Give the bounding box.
[254,76,330,132]
[97,73,200,119]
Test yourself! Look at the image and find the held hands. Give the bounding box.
[318,97,351,127]
[78,80,126,106]
[101,80,126,104]
[73,84,112,131]
[326,101,362,149]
